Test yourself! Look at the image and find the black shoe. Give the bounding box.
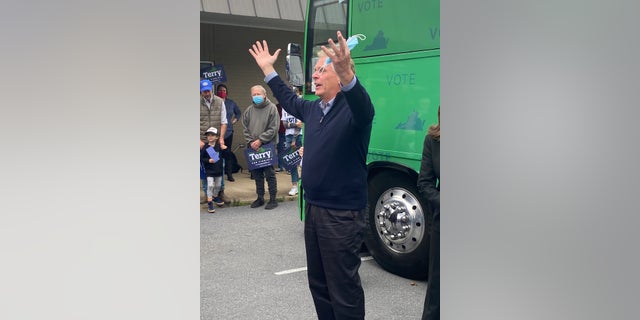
[213,197,225,207]
[227,174,235,182]
[218,191,231,204]
[250,198,264,208]
[264,200,278,210]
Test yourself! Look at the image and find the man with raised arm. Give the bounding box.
[249,31,375,320]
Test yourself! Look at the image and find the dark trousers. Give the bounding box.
[251,166,277,200]
[304,203,366,320]
[277,132,286,169]
[222,134,235,176]
[422,216,440,320]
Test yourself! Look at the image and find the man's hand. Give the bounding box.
[200,140,205,149]
[248,40,280,76]
[250,139,262,151]
[219,138,228,150]
[321,31,355,85]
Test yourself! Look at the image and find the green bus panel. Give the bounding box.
[349,0,439,57]
[355,51,440,171]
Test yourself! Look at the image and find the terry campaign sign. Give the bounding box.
[279,148,302,171]
[200,64,227,83]
[244,143,277,170]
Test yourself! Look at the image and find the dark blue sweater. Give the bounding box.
[267,75,374,210]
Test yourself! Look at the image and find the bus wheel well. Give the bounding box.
[368,163,419,183]
[364,167,429,280]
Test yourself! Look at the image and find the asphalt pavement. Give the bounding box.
[201,200,427,320]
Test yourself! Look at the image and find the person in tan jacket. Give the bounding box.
[200,79,231,204]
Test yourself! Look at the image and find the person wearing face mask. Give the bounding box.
[249,31,374,320]
[200,79,229,205]
[216,84,242,182]
[242,85,280,210]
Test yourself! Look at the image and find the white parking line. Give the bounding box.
[275,267,307,275]
[275,256,375,275]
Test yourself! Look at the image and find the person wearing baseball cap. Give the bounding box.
[200,79,232,205]
[200,79,213,92]
[201,127,225,213]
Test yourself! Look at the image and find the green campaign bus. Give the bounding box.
[286,0,439,280]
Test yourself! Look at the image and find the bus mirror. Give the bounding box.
[286,43,304,87]
[288,42,301,56]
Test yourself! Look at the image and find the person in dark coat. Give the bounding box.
[201,127,225,213]
[417,106,440,320]
[216,83,242,182]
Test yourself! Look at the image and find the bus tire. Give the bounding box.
[364,171,429,280]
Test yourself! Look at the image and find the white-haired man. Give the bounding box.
[242,84,280,210]
[249,31,374,320]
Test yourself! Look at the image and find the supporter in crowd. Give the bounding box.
[281,104,303,196]
[242,85,280,210]
[201,127,225,213]
[216,83,242,182]
[200,79,231,204]
[275,104,287,172]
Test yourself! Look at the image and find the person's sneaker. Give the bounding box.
[213,197,225,207]
[250,198,264,208]
[207,201,215,213]
[288,185,298,196]
[265,200,278,210]
[227,174,235,182]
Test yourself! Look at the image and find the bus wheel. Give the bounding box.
[364,171,429,280]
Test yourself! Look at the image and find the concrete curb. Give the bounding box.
[200,169,300,208]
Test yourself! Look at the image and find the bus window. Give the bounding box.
[305,0,348,94]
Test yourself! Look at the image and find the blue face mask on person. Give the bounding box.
[252,96,264,104]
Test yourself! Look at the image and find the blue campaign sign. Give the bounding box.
[200,64,227,83]
[279,148,302,171]
[244,143,277,171]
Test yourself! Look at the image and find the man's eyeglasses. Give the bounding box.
[313,65,328,75]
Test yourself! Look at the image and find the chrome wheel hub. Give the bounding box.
[374,187,425,253]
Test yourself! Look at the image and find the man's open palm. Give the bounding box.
[249,40,280,75]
